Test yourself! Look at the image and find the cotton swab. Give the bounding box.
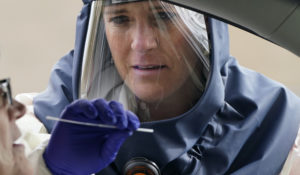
[46,116,154,133]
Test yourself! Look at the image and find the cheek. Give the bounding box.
[0,111,11,146]
[10,123,21,141]
[105,24,130,53]
[106,31,123,54]
[166,33,198,89]
[106,31,131,79]
[113,58,129,81]
[171,31,199,69]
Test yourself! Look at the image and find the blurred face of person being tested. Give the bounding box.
[104,1,201,120]
[0,79,33,175]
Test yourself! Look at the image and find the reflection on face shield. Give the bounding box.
[80,0,210,122]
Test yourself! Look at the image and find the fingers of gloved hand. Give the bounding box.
[126,111,140,131]
[100,131,131,164]
[109,101,128,129]
[92,99,115,124]
[64,99,98,119]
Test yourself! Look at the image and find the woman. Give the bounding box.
[33,0,300,174]
[0,79,33,175]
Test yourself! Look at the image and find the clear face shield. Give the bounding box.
[80,0,210,122]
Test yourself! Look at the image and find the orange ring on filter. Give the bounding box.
[124,157,160,175]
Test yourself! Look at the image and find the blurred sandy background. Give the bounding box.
[0,0,299,97]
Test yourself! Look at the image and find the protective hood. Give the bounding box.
[34,0,300,174]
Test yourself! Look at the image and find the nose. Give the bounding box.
[131,23,158,52]
[8,100,26,121]
[8,100,26,141]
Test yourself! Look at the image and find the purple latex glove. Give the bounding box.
[43,99,140,175]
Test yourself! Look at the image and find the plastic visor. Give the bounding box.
[80,0,210,122]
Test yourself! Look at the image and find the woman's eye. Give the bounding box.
[157,12,176,21]
[109,15,129,25]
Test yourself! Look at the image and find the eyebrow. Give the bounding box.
[104,8,128,15]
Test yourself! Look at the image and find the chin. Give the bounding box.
[135,91,166,104]
[128,83,170,103]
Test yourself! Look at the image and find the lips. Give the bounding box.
[13,137,24,148]
[132,65,167,70]
[13,143,25,148]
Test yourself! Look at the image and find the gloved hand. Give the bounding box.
[43,99,140,175]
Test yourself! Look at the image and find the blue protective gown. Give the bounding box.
[33,0,300,174]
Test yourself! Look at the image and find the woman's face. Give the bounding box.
[0,89,33,175]
[104,1,199,104]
